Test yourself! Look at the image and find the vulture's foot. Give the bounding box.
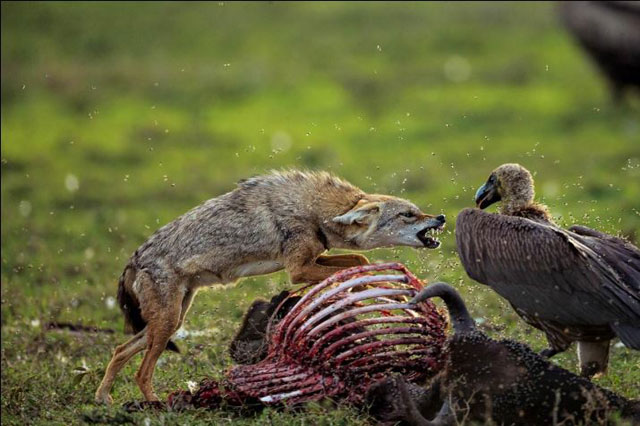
[580,362,605,379]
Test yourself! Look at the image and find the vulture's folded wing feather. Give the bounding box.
[568,225,640,291]
[455,209,640,330]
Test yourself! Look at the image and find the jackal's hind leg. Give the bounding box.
[178,288,197,329]
[95,330,147,405]
[135,305,181,402]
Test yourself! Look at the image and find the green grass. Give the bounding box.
[2,2,639,425]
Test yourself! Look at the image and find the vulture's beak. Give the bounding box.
[475,179,501,209]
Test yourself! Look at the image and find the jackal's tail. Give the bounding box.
[116,264,180,353]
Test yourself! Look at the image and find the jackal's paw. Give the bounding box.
[141,392,161,403]
[94,392,113,405]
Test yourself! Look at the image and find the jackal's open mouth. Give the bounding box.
[417,223,445,248]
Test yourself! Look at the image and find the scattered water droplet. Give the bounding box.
[19,200,32,217]
[65,174,79,192]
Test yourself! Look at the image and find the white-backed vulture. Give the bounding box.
[455,163,640,376]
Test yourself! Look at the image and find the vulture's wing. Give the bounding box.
[455,208,640,347]
[568,225,640,291]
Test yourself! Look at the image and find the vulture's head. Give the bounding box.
[474,163,535,210]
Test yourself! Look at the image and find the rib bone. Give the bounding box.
[167,262,447,410]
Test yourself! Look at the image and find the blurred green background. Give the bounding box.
[2,2,639,425]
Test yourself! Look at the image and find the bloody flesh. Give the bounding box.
[167,262,447,410]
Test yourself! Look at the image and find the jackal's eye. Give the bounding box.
[400,212,415,218]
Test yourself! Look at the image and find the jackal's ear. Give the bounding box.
[333,202,380,225]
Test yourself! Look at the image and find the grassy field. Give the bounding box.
[2,2,639,425]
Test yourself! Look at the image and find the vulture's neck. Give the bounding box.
[500,201,552,223]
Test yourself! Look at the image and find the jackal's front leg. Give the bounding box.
[286,261,351,284]
[283,237,369,284]
[294,253,369,283]
[315,253,369,268]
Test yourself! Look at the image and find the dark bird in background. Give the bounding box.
[559,1,640,101]
[456,163,640,377]
[365,283,639,425]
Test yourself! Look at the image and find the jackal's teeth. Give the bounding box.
[428,227,443,236]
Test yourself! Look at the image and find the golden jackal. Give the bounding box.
[95,170,445,404]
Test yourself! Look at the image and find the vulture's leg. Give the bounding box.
[577,340,610,378]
